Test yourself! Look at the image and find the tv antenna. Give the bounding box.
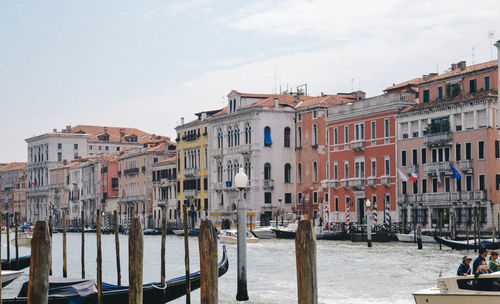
[489,30,495,60]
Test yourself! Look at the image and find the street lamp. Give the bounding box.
[278,198,283,226]
[366,199,372,248]
[234,167,249,301]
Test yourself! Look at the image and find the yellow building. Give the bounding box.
[175,109,221,228]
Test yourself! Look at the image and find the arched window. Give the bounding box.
[227,127,233,147]
[234,125,240,146]
[217,162,223,182]
[264,163,271,180]
[297,127,302,148]
[264,126,272,147]
[245,124,250,144]
[298,163,302,183]
[284,127,291,147]
[217,129,223,148]
[248,125,252,144]
[312,124,318,146]
[284,163,291,183]
[227,161,232,182]
[313,161,318,183]
[244,160,251,179]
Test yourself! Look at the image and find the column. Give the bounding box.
[461,112,465,129]
[473,110,479,129]
[449,114,455,131]
[418,120,422,136]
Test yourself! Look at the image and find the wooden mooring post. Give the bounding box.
[417,225,422,250]
[439,210,443,250]
[96,210,103,304]
[113,210,121,285]
[183,204,191,304]
[161,207,167,288]
[6,212,10,262]
[49,215,53,275]
[62,211,68,277]
[129,217,143,304]
[198,220,218,304]
[82,210,85,279]
[474,208,478,252]
[295,220,318,304]
[15,212,19,270]
[28,221,51,304]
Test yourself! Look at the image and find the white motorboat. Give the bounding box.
[2,270,23,287]
[12,232,32,246]
[396,231,437,243]
[414,272,500,303]
[252,225,286,239]
[219,230,259,244]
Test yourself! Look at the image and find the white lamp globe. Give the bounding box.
[234,168,248,189]
[365,199,371,207]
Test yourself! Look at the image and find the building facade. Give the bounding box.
[152,156,178,228]
[396,58,499,232]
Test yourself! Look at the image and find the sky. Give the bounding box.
[1,0,500,162]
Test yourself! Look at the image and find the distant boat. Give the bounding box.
[273,223,298,239]
[219,230,259,244]
[434,236,499,250]
[12,232,32,246]
[316,229,347,240]
[2,270,23,287]
[396,231,437,243]
[172,229,199,237]
[251,225,285,239]
[1,255,31,271]
[3,246,229,304]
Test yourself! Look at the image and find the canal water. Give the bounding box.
[2,233,471,303]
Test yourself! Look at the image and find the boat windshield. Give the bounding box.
[457,277,500,292]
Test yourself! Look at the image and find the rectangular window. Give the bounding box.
[285,193,292,204]
[466,175,472,191]
[334,128,338,145]
[297,113,302,121]
[402,181,407,195]
[412,180,418,194]
[105,146,109,151]
[496,141,500,158]
[421,148,426,164]
[438,148,443,162]
[432,178,438,193]
[74,153,78,159]
[324,193,329,203]
[485,76,490,91]
[264,192,272,204]
[313,192,318,204]
[344,126,349,143]
[57,152,62,162]
[334,197,339,211]
[455,143,461,161]
[58,143,62,149]
[412,149,418,165]
[74,144,78,150]
[204,177,208,191]
[371,159,376,177]
[98,146,102,151]
[465,143,471,160]
[344,161,349,179]
[478,141,484,159]
[432,149,437,163]
[117,147,120,151]
[384,157,390,176]
[456,179,462,192]
[479,175,485,191]
[438,87,443,100]
[469,79,477,93]
[313,110,317,118]
[354,123,365,140]
[496,175,500,191]
[298,192,303,204]
[384,119,390,137]
[444,148,450,162]
[401,150,407,166]
[423,89,430,103]
[422,179,427,193]
[445,178,450,192]
[371,121,376,139]
[334,163,338,180]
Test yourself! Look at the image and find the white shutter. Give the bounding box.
[477,110,487,127]
[465,112,474,129]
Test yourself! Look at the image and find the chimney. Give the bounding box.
[458,61,466,71]
[422,74,429,81]
[181,117,185,125]
[274,97,279,108]
[201,112,207,120]
[53,129,57,133]
[429,73,438,78]
[66,125,71,132]
[451,63,457,70]
[103,127,108,133]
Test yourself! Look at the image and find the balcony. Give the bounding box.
[214,182,224,191]
[424,162,452,176]
[124,167,139,175]
[350,140,365,151]
[473,190,486,200]
[407,164,419,172]
[123,195,146,202]
[366,177,377,187]
[263,179,274,188]
[459,160,473,173]
[213,149,224,158]
[380,176,391,186]
[184,189,198,198]
[349,178,365,189]
[424,132,452,147]
[340,179,349,188]
[184,167,198,177]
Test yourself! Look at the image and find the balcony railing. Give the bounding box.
[459,160,473,172]
[349,178,365,189]
[263,179,274,188]
[424,132,452,147]
[367,177,377,187]
[214,182,224,191]
[380,176,391,186]
[350,140,365,151]
[340,179,349,188]
[407,164,419,172]
[424,162,452,176]
[397,191,488,205]
[184,189,198,198]
[184,167,198,176]
[473,190,486,200]
[124,167,139,175]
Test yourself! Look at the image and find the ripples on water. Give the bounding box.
[2,233,471,303]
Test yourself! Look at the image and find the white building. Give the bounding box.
[207,91,297,225]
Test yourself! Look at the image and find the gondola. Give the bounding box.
[3,246,228,304]
[1,255,31,270]
[316,230,347,240]
[433,236,500,250]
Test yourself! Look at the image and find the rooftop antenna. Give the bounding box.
[489,30,495,60]
[472,47,475,64]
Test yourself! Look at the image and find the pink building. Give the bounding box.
[396,57,499,233]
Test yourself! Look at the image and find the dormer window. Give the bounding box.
[126,135,138,142]
[98,133,110,141]
[228,98,237,113]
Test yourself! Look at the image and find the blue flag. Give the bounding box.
[450,162,461,179]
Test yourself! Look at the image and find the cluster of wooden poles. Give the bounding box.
[0,211,22,302]
[0,205,320,304]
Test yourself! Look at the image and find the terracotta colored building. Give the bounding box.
[396,57,499,232]
[294,94,350,223]
[325,90,416,226]
[99,154,120,217]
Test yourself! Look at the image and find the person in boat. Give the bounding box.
[488,250,500,272]
[473,247,489,274]
[457,256,472,276]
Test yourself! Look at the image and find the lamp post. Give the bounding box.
[234,168,249,301]
[278,198,283,226]
[366,199,372,248]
